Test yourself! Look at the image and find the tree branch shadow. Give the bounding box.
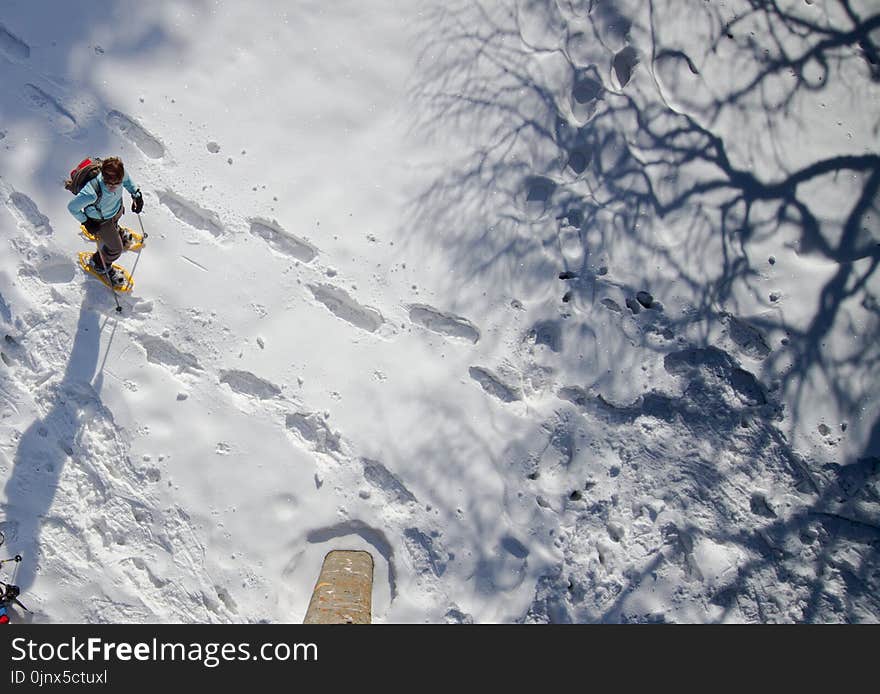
[407,0,880,622]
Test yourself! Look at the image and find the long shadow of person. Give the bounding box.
[1,282,112,609]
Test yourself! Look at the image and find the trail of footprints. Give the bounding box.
[3,11,810,621]
[2,87,770,423]
[4,65,489,363]
[0,55,488,364]
[405,305,525,407]
[3,21,166,153]
[4,47,486,406]
[17,86,167,155]
[5,22,164,150]
[0,18,530,623]
[0,32,510,619]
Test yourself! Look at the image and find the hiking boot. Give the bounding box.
[89,253,126,288]
[104,266,126,289]
[119,227,135,250]
[88,252,108,274]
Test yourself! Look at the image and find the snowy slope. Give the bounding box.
[1,0,878,623]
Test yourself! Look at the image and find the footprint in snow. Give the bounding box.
[403,527,448,578]
[106,110,165,159]
[248,218,318,263]
[0,23,30,61]
[308,284,384,333]
[475,537,529,592]
[408,304,480,343]
[214,585,237,613]
[1,334,31,370]
[567,144,593,174]
[284,411,342,455]
[219,369,281,399]
[570,67,604,124]
[601,297,624,314]
[612,46,639,88]
[522,176,556,220]
[527,320,563,352]
[361,458,417,505]
[625,297,642,315]
[21,83,77,134]
[135,334,203,375]
[468,366,521,403]
[721,313,771,360]
[1,183,53,237]
[607,521,625,543]
[501,535,529,559]
[0,186,74,286]
[663,346,767,406]
[19,250,76,285]
[158,191,225,238]
[749,491,777,519]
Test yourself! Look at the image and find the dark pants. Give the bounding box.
[85,207,124,266]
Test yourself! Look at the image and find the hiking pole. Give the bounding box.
[136,212,149,244]
[99,250,123,314]
[122,214,150,298]
[110,286,122,313]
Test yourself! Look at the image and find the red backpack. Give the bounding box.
[64,157,104,210]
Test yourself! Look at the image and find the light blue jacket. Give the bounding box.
[67,172,140,223]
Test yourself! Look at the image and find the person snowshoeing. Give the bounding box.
[67,156,144,288]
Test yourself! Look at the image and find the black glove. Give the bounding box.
[131,190,144,214]
[83,218,100,233]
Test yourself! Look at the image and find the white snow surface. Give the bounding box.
[0,0,878,623]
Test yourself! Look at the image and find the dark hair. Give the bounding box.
[102,157,124,184]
